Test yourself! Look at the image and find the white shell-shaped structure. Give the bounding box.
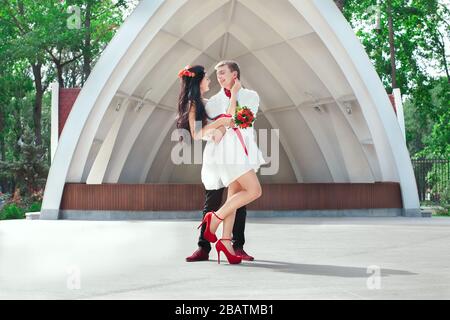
[41,0,420,219]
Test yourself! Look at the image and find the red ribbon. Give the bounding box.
[213,114,248,157]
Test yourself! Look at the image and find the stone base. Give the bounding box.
[57,208,409,221]
[402,208,423,217]
[39,209,60,220]
[25,212,41,220]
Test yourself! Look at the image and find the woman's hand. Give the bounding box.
[212,126,226,144]
[219,116,234,128]
[231,78,241,97]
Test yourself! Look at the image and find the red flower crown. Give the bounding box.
[178,65,196,79]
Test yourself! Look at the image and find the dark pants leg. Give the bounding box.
[198,188,225,252]
[197,188,248,252]
[232,205,247,249]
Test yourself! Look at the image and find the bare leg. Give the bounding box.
[210,170,262,234]
[220,181,241,255]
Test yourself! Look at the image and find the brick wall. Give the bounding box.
[58,88,81,138]
[388,94,397,115]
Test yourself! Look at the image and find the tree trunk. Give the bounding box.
[56,61,65,88]
[82,1,92,84]
[0,110,4,161]
[17,1,43,145]
[18,0,24,15]
[387,0,398,89]
[0,110,6,193]
[31,62,43,145]
[334,0,346,12]
[437,33,450,83]
[71,63,77,87]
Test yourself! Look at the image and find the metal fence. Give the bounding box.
[411,158,450,204]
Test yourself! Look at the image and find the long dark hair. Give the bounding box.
[176,65,208,143]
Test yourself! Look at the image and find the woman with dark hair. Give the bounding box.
[176,65,231,143]
[176,64,263,265]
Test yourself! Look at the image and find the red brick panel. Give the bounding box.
[59,88,81,138]
[60,182,403,211]
[388,94,397,115]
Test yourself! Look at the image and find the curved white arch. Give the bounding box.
[102,5,233,183]
[41,0,420,219]
[291,0,418,212]
[111,30,305,183]
[227,31,338,182]
[41,0,182,218]
[234,1,374,182]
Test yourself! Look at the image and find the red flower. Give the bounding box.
[234,106,255,129]
[178,65,196,78]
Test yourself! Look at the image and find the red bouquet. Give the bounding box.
[233,105,255,129]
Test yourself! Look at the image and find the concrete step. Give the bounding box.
[25,212,41,220]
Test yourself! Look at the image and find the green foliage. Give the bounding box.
[0,203,25,220]
[27,201,41,212]
[0,0,138,201]
[438,186,450,215]
[0,200,42,220]
[417,78,450,158]
[0,186,42,220]
[343,0,449,160]
[0,125,49,194]
[425,160,449,203]
[0,0,448,206]
[405,78,450,158]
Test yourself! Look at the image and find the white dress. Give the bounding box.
[201,88,267,190]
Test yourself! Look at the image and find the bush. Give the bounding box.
[435,185,450,216]
[0,188,42,220]
[424,160,449,205]
[27,202,41,212]
[0,203,25,220]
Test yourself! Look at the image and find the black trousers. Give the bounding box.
[198,187,247,252]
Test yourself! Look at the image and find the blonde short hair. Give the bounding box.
[214,60,240,80]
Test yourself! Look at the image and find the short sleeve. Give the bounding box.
[240,90,259,115]
[205,94,222,119]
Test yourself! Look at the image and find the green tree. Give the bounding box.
[0,124,48,200]
[342,0,449,158]
[0,0,137,199]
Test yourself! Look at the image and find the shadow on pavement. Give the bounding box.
[222,259,417,278]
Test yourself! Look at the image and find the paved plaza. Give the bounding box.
[1,216,449,299]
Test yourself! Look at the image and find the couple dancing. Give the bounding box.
[176,61,266,265]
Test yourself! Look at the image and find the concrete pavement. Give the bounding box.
[0,216,449,299]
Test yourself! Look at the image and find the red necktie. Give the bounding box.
[224,88,231,98]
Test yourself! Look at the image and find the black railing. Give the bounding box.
[411,158,450,204]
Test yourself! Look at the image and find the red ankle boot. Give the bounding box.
[186,247,209,262]
[197,211,223,243]
[233,247,255,261]
[215,239,242,264]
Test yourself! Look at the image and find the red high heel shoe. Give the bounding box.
[216,239,242,264]
[197,211,223,243]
